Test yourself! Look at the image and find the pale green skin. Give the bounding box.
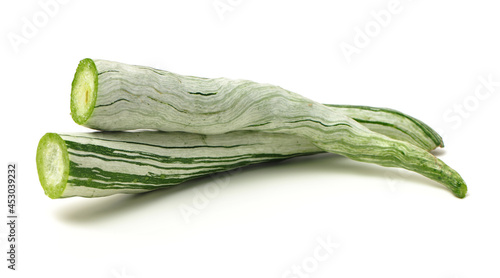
[70,59,466,198]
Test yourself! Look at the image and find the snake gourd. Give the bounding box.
[37,58,466,199]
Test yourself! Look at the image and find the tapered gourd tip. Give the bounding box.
[71,58,98,125]
[455,181,468,199]
[448,170,467,198]
[36,133,69,199]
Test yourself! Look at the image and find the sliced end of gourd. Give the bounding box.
[71,58,98,125]
[36,133,69,199]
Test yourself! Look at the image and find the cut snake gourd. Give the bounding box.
[36,121,442,199]
[71,59,443,152]
[70,58,466,198]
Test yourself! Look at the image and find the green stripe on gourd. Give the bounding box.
[70,59,466,198]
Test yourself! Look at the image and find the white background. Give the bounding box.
[1,0,500,277]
